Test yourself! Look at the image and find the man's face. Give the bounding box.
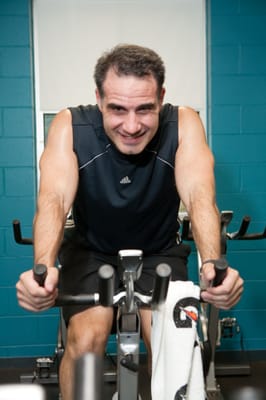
[96,68,165,155]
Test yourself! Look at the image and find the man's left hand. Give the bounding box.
[200,263,244,309]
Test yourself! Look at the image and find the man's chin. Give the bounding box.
[116,142,145,155]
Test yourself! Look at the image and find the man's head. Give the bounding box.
[94,44,165,100]
[94,44,166,155]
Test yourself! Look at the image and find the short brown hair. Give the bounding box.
[94,44,165,98]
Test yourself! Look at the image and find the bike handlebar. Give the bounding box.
[12,219,33,245]
[229,226,266,240]
[33,258,226,310]
[33,262,172,309]
[151,263,172,305]
[98,264,115,307]
[13,213,265,307]
[33,263,47,286]
[13,215,266,246]
[228,215,250,239]
[207,258,228,287]
[180,213,266,242]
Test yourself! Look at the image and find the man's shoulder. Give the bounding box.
[68,104,102,126]
[159,103,178,125]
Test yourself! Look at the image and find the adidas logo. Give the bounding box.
[120,176,131,184]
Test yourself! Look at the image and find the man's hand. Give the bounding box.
[200,262,244,310]
[16,267,59,312]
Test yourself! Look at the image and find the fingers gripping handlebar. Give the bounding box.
[33,263,114,307]
[201,258,229,288]
[33,264,47,287]
[13,214,265,305]
[32,262,172,308]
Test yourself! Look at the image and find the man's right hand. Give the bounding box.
[16,267,59,312]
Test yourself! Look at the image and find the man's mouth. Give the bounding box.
[120,131,146,139]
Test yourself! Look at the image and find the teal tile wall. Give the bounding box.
[0,0,59,357]
[208,0,266,351]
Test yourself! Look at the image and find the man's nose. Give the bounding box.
[123,112,141,135]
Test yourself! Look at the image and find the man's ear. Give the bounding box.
[159,87,166,105]
[95,88,103,111]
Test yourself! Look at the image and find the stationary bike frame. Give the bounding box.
[33,252,227,400]
[13,214,266,400]
[33,250,172,400]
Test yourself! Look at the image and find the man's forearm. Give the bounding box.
[189,199,221,263]
[33,193,67,268]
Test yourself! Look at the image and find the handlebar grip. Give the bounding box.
[151,263,172,306]
[98,264,114,307]
[33,264,47,287]
[202,258,228,287]
[212,258,228,287]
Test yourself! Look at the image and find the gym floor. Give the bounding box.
[0,352,266,399]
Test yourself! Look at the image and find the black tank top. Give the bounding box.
[69,103,180,255]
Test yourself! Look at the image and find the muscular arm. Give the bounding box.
[16,109,78,311]
[175,107,243,309]
[34,109,78,269]
[176,107,220,262]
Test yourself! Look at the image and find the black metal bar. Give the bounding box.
[212,258,228,287]
[55,294,98,307]
[151,263,172,306]
[237,215,251,237]
[228,215,251,239]
[12,219,33,245]
[181,216,193,241]
[98,264,114,307]
[234,227,266,240]
[33,264,47,287]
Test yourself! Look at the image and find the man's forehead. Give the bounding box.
[104,68,157,87]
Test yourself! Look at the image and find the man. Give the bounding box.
[16,44,243,400]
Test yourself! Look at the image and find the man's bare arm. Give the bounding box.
[34,109,78,269]
[176,107,220,261]
[16,109,78,311]
[175,107,243,309]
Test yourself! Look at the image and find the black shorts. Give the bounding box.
[58,228,191,324]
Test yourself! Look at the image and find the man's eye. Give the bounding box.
[137,108,151,115]
[113,107,125,114]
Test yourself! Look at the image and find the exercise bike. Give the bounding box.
[13,213,266,399]
[13,219,227,400]
[33,251,229,400]
[33,249,172,400]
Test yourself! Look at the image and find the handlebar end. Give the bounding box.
[156,263,172,279]
[33,264,47,287]
[152,263,172,306]
[98,264,114,307]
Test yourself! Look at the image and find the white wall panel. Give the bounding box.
[33,0,206,112]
